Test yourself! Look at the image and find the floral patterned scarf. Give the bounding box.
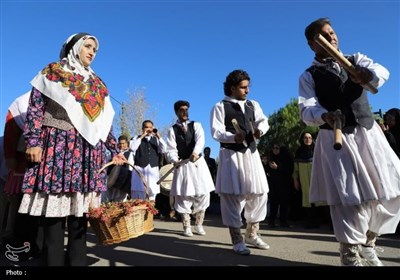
[30,33,114,146]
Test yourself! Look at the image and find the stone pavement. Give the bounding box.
[86,213,400,267]
[0,213,399,268]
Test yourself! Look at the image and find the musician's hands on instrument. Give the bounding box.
[314,33,378,94]
[350,66,374,85]
[321,111,345,128]
[25,147,42,163]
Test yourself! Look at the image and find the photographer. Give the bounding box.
[130,120,167,201]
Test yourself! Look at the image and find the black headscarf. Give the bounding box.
[384,108,400,158]
[294,132,314,162]
[385,108,400,142]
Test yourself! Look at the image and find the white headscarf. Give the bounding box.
[58,32,99,81]
[30,33,115,146]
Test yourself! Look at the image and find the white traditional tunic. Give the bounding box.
[210,97,269,195]
[299,53,400,206]
[298,52,400,240]
[166,121,215,197]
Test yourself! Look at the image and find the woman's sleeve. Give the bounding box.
[23,88,45,148]
[210,102,236,143]
[104,128,119,157]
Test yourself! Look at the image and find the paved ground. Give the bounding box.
[1,213,399,269]
[85,213,400,267]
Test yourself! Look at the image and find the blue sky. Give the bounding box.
[1,0,399,158]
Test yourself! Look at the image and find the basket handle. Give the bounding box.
[131,165,151,200]
[99,161,151,200]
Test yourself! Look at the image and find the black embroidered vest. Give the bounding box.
[134,136,161,168]
[221,100,256,152]
[173,122,195,160]
[306,56,374,132]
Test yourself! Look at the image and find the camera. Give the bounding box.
[152,128,158,134]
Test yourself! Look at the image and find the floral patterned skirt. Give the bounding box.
[22,126,109,194]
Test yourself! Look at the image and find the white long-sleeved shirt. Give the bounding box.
[298,52,389,126]
[166,120,205,163]
[210,96,269,144]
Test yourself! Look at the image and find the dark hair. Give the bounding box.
[384,108,400,121]
[59,32,91,59]
[299,131,313,143]
[142,120,154,129]
[305,17,331,41]
[223,69,250,96]
[174,100,190,112]
[118,135,129,142]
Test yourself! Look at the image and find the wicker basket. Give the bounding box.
[89,205,147,245]
[97,162,157,238]
[143,211,154,233]
[132,166,156,233]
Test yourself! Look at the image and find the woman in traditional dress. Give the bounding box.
[19,33,125,266]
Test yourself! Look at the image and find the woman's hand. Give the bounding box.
[293,179,301,191]
[269,161,278,170]
[379,122,389,132]
[25,147,43,163]
[112,153,127,165]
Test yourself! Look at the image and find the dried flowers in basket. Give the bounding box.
[100,158,159,232]
[87,199,158,245]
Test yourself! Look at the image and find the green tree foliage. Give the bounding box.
[258,98,318,156]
